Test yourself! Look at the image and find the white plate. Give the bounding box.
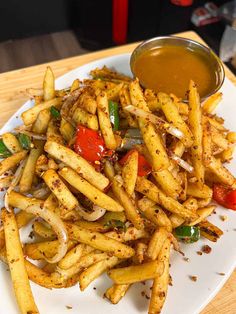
[0,53,236,314]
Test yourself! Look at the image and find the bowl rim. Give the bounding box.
[130,35,225,100]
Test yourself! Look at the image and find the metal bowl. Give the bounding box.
[130,36,225,100]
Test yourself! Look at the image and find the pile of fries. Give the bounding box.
[0,65,235,314]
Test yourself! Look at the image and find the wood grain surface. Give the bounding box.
[0,30,235,314]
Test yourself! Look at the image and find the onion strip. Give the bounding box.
[4,159,27,212]
[170,152,194,173]
[24,204,68,263]
[76,204,106,222]
[124,105,184,140]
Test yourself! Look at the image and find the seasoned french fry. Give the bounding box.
[58,244,84,269]
[44,141,109,190]
[79,256,120,290]
[47,119,64,144]
[207,157,235,186]
[22,97,61,126]
[188,205,215,226]
[119,86,138,127]
[2,133,22,153]
[169,93,189,115]
[43,169,78,210]
[2,208,39,314]
[75,90,97,114]
[121,149,138,196]
[60,118,74,142]
[90,66,131,82]
[158,92,193,147]
[211,126,229,150]
[59,167,124,212]
[108,260,164,284]
[8,191,42,210]
[105,284,130,304]
[32,108,51,134]
[187,183,213,199]
[138,198,172,232]
[106,227,148,242]
[133,242,148,264]
[70,79,80,92]
[72,107,98,130]
[43,66,55,101]
[0,150,27,176]
[136,176,197,220]
[106,83,124,101]
[199,220,223,242]
[110,175,144,229]
[188,80,204,186]
[19,140,44,192]
[97,91,117,149]
[152,170,181,199]
[66,223,135,259]
[147,227,168,260]
[202,92,222,113]
[149,239,171,314]
[33,221,56,239]
[75,220,107,233]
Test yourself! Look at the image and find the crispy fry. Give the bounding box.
[79,256,120,290]
[2,208,39,314]
[59,167,124,212]
[72,107,98,130]
[43,169,78,211]
[44,141,109,190]
[136,176,197,220]
[22,98,61,126]
[19,140,44,192]
[0,150,27,175]
[2,133,22,153]
[70,79,80,92]
[33,221,56,239]
[121,149,138,196]
[66,223,135,259]
[108,260,164,284]
[149,239,171,314]
[105,284,130,304]
[202,92,222,113]
[47,119,64,144]
[119,86,138,127]
[188,80,204,186]
[58,244,84,269]
[60,118,74,142]
[188,206,215,226]
[97,91,117,149]
[147,227,168,260]
[32,109,51,134]
[187,183,213,198]
[158,92,193,147]
[43,66,55,101]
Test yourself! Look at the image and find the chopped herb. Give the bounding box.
[104,219,127,232]
[50,106,60,119]
[18,133,31,150]
[0,139,12,158]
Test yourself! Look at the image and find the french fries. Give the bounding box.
[0,150,27,176]
[43,169,78,211]
[188,80,204,186]
[2,208,39,314]
[108,260,164,284]
[44,141,109,190]
[0,65,235,314]
[97,91,117,149]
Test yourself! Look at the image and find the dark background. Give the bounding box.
[0,0,234,73]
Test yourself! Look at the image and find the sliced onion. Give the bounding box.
[24,204,68,263]
[4,159,26,212]
[32,187,50,199]
[76,203,106,222]
[170,153,194,173]
[124,105,184,140]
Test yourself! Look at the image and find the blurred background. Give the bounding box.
[0,0,235,73]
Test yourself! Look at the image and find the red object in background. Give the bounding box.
[213,184,236,211]
[171,0,193,6]
[112,0,129,45]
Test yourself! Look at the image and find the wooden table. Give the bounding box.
[0,30,235,314]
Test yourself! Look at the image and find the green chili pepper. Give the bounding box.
[0,139,12,158]
[104,219,126,232]
[175,226,200,243]
[50,106,60,119]
[108,100,120,131]
[18,133,31,150]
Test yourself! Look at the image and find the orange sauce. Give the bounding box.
[133,45,217,99]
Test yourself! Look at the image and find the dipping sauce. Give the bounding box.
[133,45,218,99]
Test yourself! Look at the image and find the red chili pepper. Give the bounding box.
[74,125,112,166]
[213,184,236,211]
[119,149,152,177]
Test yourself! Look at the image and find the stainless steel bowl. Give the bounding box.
[130,36,225,100]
